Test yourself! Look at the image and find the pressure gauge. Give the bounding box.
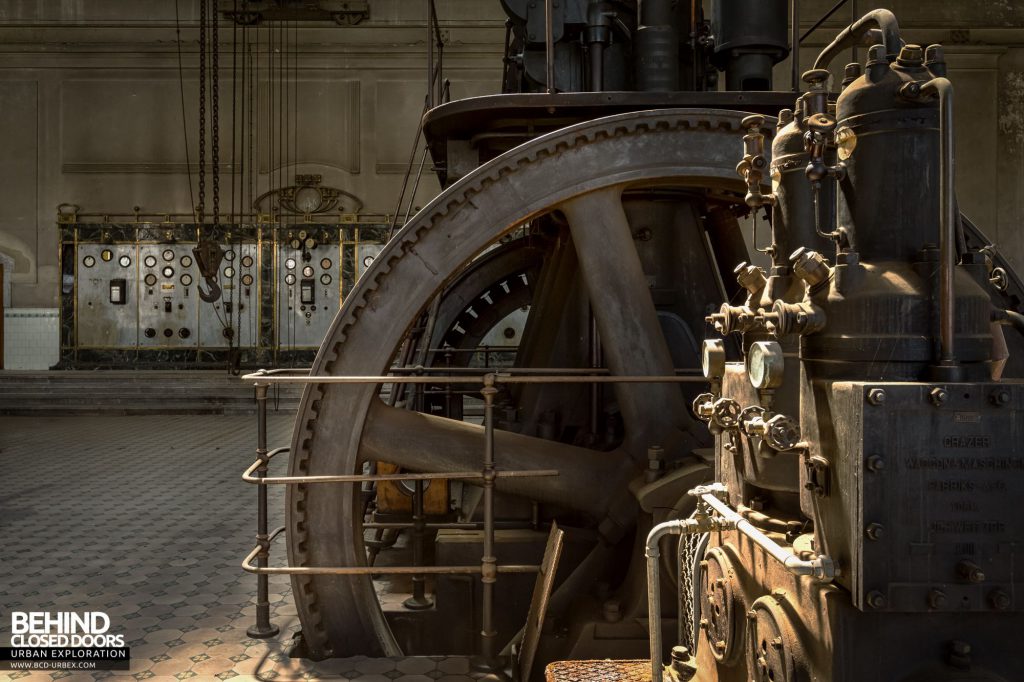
[320,257,332,270]
[118,255,132,268]
[162,249,174,261]
[302,265,314,278]
[224,266,235,279]
[83,255,96,268]
[241,255,254,268]
[285,258,296,270]
[320,273,332,285]
[144,273,157,286]
[285,273,296,286]
[241,273,254,286]
[144,255,157,268]
[162,266,175,279]
[701,339,726,380]
[181,255,193,268]
[181,273,193,286]
[747,341,785,390]
[101,249,113,262]
[363,255,375,268]
[224,250,236,262]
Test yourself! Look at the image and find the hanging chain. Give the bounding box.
[197,0,207,222]
[211,0,220,227]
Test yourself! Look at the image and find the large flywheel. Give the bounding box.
[286,109,760,660]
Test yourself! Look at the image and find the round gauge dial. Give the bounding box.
[224,250,236,262]
[320,257,332,270]
[144,273,157,286]
[118,255,132,268]
[241,274,254,286]
[285,258,296,270]
[101,249,113,262]
[224,266,235,279]
[83,255,96,268]
[302,265,314,278]
[162,249,174,262]
[304,237,316,250]
[701,339,725,380]
[320,273,332,286]
[144,255,157,268]
[241,255,254,268]
[290,239,301,250]
[181,273,193,286]
[162,266,175,279]
[362,255,374,268]
[181,255,193,268]
[748,341,785,390]
[284,273,296,285]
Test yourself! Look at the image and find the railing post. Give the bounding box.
[473,373,504,676]
[247,381,280,639]
[403,479,434,610]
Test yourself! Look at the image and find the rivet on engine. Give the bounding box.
[928,589,947,609]
[865,455,885,472]
[991,389,1011,406]
[867,388,886,405]
[930,387,948,406]
[991,590,1011,610]
[865,523,884,541]
[866,591,887,609]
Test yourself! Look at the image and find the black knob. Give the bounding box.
[144,328,156,338]
[178,327,191,339]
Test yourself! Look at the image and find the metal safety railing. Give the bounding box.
[240,366,705,669]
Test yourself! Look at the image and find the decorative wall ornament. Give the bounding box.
[253,174,364,219]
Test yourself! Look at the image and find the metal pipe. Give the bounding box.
[478,375,500,668]
[242,370,707,385]
[919,77,957,369]
[246,383,279,639]
[545,0,555,93]
[698,491,835,580]
[242,528,540,575]
[790,0,800,92]
[426,0,434,108]
[812,8,900,70]
[404,479,434,609]
[645,517,708,682]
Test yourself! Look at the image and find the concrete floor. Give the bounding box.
[0,416,485,681]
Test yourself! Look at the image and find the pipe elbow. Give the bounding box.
[813,9,902,70]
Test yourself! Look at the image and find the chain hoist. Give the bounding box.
[194,0,224,303]
[211,1,220,228]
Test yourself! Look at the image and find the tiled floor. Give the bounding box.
[0,416,485,681]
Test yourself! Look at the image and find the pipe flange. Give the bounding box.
[699,547,744,666]
[746,594,806,682]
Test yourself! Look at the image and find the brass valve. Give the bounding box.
[791,247,832,289]
[710,397,742,432]
[693,393,716,422]
[762,299,826,338]
[740,406,801,452]
[736,115,776,209]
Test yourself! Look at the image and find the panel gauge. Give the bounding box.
[144,255,158,268]
[181,255,193,268]
[162,249,174,261]
[83,255,96,268]
[118,255,132,268]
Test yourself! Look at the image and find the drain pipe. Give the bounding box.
[696,487,836,580]
[645,484,836,682]
[646,515,718,682]
[813,8,900,70]
[917,77,957,374]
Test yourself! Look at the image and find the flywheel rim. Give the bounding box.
[286,108,765,659]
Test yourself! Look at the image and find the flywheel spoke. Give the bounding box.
[360,400,634,518]
[560,188,702,459]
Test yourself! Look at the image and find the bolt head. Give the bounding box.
[866,590,887,609]
[865,455,885,472]
[930,387,948,406]
[928,589,947,609]
[867,388,886,405]
[991,590,1011,610]
[951,641,971,656]
[865,523,884,540]
[992,389,1011,406]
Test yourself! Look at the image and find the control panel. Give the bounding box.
[138,244,199,348]
[277,229,340,349]
[77,244,139,347]
[199,243,260,349]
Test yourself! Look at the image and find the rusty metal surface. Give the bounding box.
[545,659,651,682]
